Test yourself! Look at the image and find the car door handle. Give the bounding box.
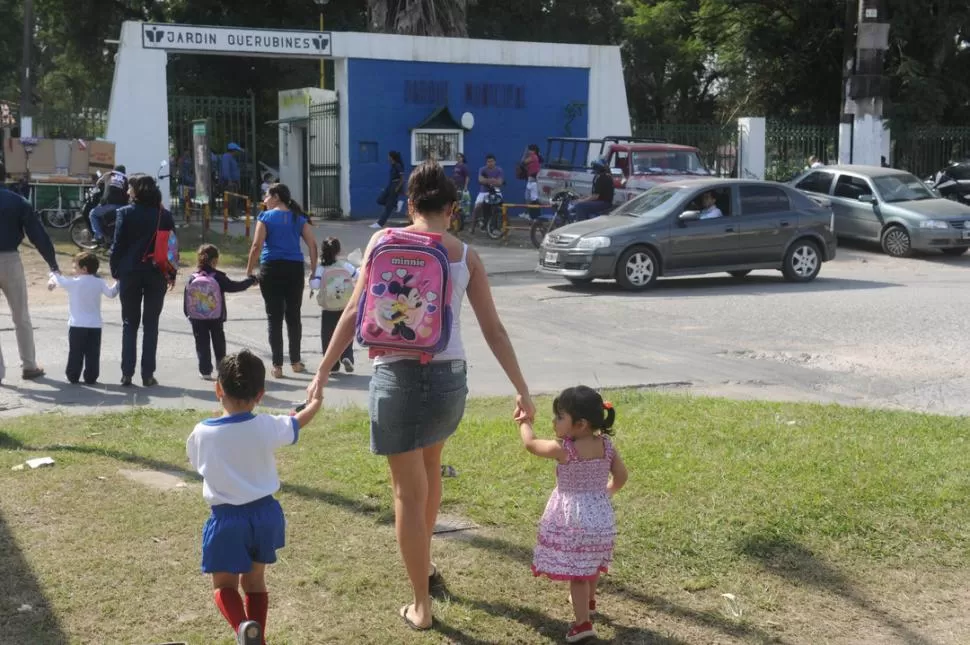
[724,226,735,232]
[780,221,791,228]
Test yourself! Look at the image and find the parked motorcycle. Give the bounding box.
[530,192,576,249]
[70,180,113,250]
[473,186,504,240]
[928,161,970,204]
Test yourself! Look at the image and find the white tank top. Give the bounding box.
[373,243,470,365]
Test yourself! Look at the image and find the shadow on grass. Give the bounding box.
[739,532,928,645]
[0,508,70,644]
[0,430,785,643]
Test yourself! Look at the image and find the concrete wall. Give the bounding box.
[346,59,589,218]
[277,87,335,206]
[106,22,170,207]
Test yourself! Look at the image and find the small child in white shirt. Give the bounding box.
[186,350,322,645]
[48,251,119,384]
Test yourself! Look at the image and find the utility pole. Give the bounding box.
[839,0,859,164]
[20,0,34,137]
[839,0,889,166]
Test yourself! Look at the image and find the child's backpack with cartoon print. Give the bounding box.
[316,264,355,311]
[184,271,223,320]
[355,230,452,363]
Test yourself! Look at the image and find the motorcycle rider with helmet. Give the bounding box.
[89,165,128,246]
[569,158,615,221]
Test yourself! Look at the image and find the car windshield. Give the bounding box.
[611,185,681,217]
[873,173,935,202]
[631,151,710,176]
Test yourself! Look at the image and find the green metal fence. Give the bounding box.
[634,123,739,177]
[891,127,970,180]
[307,100,341,218]
[35,107,107,140]
[168,96,258,199]
[765,122,839,182]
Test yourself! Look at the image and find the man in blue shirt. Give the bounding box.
[0,162,60,384]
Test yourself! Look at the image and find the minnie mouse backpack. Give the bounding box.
[355,230,452,363]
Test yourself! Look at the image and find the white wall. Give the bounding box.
[277,87,335,206]
[106,22,170,208]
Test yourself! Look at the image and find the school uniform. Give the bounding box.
[51,273,119,383]
[186,412,299,573]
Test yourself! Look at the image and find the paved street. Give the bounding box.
[3,223,970,418]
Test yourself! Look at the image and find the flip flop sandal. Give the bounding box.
[399,604,432,631]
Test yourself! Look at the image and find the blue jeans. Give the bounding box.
[90,204,120,241]
[569,200,612,221]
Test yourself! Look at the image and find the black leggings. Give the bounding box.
[259,260,305,366]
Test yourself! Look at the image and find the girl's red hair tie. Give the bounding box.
[603,401,614,410]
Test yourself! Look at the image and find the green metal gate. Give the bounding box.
[307,100,341,218]
[168,96,257,198]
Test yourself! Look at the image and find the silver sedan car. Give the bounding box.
[790,165,970,257]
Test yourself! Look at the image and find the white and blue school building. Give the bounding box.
[106,21,630,217]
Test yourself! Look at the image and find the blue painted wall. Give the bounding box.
[347,58,589,218]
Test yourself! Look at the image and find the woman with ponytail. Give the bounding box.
[246,183,317,379]
[517,385,628,643]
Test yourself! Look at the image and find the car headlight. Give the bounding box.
[575,236,611,250]
[919,220,950,229]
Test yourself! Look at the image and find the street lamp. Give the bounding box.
[313,0,330,90]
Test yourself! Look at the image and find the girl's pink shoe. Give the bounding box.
[566,621,596,643]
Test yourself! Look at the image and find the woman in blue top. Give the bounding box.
[246,183,317,379]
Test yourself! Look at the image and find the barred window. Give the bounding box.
[411,129,462,166]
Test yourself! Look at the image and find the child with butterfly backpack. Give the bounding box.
[184,244,258,380]
[309,237,358,374]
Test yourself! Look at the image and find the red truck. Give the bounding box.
[536,136,712,205]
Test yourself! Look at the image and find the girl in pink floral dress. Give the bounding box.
[518,386,628,643]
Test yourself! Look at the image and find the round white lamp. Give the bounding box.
[461,112,475,130]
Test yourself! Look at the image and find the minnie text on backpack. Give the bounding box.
[317,265,354,311]
[184,272,223,321]
[355,230,452,363]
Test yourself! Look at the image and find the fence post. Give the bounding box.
[245,198,252,237]
[223,191,229,235]
[738,117,766,180]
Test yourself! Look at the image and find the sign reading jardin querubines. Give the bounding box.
[141,23,333,58]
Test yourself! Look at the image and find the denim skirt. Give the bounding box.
[368,360,468,455]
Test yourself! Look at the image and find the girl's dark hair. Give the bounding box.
[528,143,539,152]
[320,237,341,265]
[389,150,403,165]
[553,386,616,435]
[197,243,219,270]
[267,182,309,221]
[218,350,265,402]
[457,152,465,162]
[407,161,458,215]
[128,174,162,207]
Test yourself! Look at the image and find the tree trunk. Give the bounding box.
[367,0,471,37]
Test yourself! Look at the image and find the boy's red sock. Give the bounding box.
[213,588,247,630]
[245,592,269,644]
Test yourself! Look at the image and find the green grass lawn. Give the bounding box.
[2,392,969,644]
[48,224,254,269]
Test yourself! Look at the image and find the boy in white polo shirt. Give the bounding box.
[48,251,119,384]
[187,350,322,645]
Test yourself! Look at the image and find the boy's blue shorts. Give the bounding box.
[201,495,286,574]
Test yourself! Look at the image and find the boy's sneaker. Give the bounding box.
[565,621,596,643]
[237,620,262,645]
[341,358,354,373]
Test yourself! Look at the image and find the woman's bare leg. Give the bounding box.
[421,441,446,574]
[387,449,432,628]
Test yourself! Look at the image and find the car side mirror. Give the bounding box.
[679,210,701,224]
[857,193,876,204]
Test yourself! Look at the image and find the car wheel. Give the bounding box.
[782,239,821,282]
[616,246,658,291]
[881,225,912,257]
[941,247,968,256]
[728,270,751,279]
